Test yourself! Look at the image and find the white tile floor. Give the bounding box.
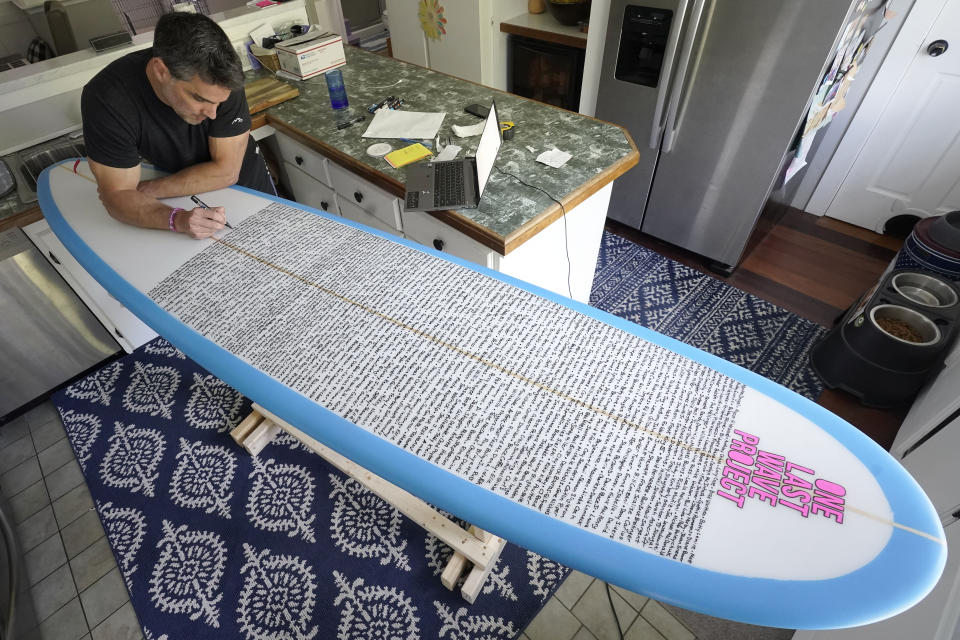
[0,400,702,640]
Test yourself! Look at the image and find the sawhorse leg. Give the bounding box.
[230,405,506,604]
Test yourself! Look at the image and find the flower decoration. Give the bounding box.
[418,0,447,41]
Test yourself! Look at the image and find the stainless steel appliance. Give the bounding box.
[0,228,119,418]
[596,0,858,272]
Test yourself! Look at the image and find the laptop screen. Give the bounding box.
[474,101,502,199]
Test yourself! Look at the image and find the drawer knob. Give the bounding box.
[295,155,304,166]
[354,191,363,203]
[48,251,61,265]
[114,328,124,339]
[320,201,329,211]
[433,239,445,251]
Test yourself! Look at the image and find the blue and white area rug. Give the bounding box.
[592,231,826,400]
[51,232,826,640]
[53,340,569,640]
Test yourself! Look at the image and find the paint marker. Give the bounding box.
[190,195,233,229]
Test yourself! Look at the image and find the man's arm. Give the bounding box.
[89,159,226,239]
[136,132,248,198]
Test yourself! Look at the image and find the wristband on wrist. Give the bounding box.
[168,208,183,232]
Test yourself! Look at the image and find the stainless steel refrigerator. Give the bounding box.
[595,0,858,272]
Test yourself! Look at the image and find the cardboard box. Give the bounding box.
[275,31,345,80]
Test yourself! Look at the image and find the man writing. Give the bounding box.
[81,12,273,239]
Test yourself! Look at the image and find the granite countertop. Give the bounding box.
[261,46,637,255]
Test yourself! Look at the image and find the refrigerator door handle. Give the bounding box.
[649,0,691,149]
[662,0,710,153]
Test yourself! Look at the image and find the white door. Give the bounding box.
[824,0,960,232]
[383,0,485,82]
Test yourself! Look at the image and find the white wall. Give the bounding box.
[0,0,40,58]
[579,0,610,116]
[0,1,309,154]
[384,0,524,90]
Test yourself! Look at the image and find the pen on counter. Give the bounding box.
[190,195,233,229]
[367,96,392,113]
[336,114,366,130]
[400,138,432,148]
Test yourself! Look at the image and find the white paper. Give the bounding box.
[432,144,462,162]
[536,148,572,169]
[361,110,446,140]
[452,121,486,138]
[248,23,275,47]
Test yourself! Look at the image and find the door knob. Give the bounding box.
[927,39,948,57]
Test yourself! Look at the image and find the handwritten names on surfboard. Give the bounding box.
[149,202,747,563]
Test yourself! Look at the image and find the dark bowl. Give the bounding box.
[545,0,591,26]
[928,210,960,254]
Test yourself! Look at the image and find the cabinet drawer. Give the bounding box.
[401,209,496,268]
[285,162,340,215]
[275,131,330,185]
[24,221,157,353]
[327,161,403,232]
[338,198,402,237]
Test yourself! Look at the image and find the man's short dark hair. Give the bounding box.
[152,12,244,91]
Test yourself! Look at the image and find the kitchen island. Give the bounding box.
[259,45,637,302]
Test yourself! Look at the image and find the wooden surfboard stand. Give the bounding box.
[230,404,507,604]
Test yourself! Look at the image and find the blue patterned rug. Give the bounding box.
[592,231,826,400]
[53,340,568,640]
[50,231,826,640]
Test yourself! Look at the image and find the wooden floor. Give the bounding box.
[607,208,908,451]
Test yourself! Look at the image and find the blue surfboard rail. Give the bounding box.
[38,161,946,629]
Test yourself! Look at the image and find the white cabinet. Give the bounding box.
[285,162,340,215]
[401,209,497,267]
[384,0,523,89]
[273,130,611,303]
[338,198,402,237]
[327,162,403,231]
[276,130,404,235]
[892,351,960,459]
[23,220,157,353]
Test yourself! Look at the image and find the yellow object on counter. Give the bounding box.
[385,143,433,169]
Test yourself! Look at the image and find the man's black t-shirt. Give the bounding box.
[81,49,273,194]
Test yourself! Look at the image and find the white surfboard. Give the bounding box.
[39,160,946,629]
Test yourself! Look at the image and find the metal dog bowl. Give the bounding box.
[891,272,959,308]
[869,305,940,346]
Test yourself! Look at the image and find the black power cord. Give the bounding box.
[495,164,623,638]
[493,165,574,299]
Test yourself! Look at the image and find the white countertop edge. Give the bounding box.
[0,0,309,112]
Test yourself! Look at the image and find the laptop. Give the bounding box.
[404,100,502,211]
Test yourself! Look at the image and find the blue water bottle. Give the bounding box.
[325,68,349,110]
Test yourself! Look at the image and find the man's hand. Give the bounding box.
[174,206,227,239]
[88,159,227,240]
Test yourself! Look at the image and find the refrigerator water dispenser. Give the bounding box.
[614,6,673,88]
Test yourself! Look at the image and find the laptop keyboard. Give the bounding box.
[434,162,464,208]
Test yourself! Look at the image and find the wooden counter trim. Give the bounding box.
[0,205,42,234]
[499,21,587,50]
[251,112,268,131]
